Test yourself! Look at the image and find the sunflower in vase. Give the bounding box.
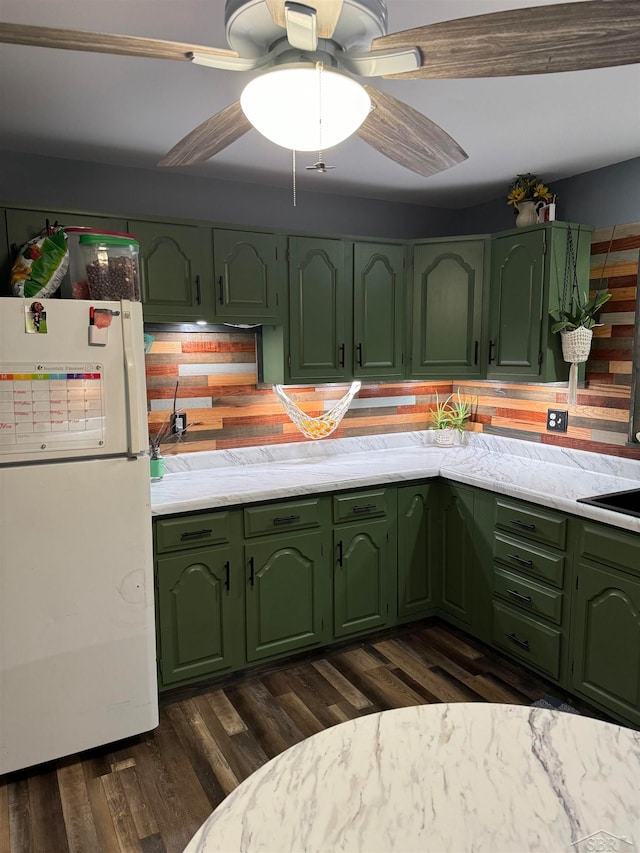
[507,173,555,226]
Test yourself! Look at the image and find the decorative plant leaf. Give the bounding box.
[551,289,611,333]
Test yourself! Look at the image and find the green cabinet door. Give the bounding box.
[397,483,438,620]
[487,222,592,381]
[213,229,284,323]
[353,242,405,380]
[245,530,330,662]
[156,545,243,688]
[131,219,214,322]
[570,560,640,726]
[334,518,389,638]
[488,227,545,378]
[439,484,474,625]
[411,238,486,378]
[288,236,351,382]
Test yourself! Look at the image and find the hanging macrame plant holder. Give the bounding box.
[560,226,591,406]
[273,381,361,440]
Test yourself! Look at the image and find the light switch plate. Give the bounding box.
[547,409,568,432]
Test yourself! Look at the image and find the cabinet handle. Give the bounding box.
[507,553,534,568]
[218,275,224,304]
[506,588,533,604]
[510,520,536,531]
[180,528,212,540]
[224,560,230,591]
[488,340,496,364]
[337,540,344,567]
[474,340,479,365]
[506,632,530,650]
[356,343,363,367]
[249,556,255,587]
[195,274,202,306]
[273,514,301,526]
[352,503,376,513]
[339,343,345,368]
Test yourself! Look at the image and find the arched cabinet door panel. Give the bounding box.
[334,518,389,638]
[213,229,283,323]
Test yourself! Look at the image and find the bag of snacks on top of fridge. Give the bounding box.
[11,225,69,298]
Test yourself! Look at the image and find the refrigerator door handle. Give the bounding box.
[120,300,144,456]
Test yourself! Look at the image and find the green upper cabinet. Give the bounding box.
[410,238,487,378]
[287,236,352,383]
[487,221,593,382]
[5,207,127,298]
[352,242,405,380]
[212,229,284,324]
[130,220,214,322]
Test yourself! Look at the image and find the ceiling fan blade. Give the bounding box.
[264,0,344,39]
[372,0,640,79]
[356,87,467,178]
[0,22,238,63]
[158,102,252,167]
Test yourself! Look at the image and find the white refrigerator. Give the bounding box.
[0,298,158,775]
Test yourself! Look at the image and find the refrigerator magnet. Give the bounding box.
[25,302,47,334]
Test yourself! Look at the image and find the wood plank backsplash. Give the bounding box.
[146,222,639,459]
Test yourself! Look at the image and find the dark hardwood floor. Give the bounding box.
[0,620,599,853]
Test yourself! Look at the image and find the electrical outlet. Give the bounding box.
[170,412,187,436]
[547,409,568,433]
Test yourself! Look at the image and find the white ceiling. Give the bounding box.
[0,0,639,208]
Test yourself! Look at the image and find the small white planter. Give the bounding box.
[434,428,456,447]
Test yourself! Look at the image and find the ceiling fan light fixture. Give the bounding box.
[240,65,371,152]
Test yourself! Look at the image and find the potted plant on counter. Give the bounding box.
[429,392,475,446]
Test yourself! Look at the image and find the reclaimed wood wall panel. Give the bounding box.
[144,223,638,459]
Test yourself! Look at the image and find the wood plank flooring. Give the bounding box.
[0,621,598,853]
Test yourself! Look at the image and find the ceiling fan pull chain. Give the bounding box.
[292,148,297,208]
[316,60,324,154]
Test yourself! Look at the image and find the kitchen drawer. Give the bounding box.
[493,532,565,588]
[495,499,567,550]
[155,511,234,553]
[493,567,563,625]
[492,601,562,680]
[580,522,640,575]
[244,498,323,538]
[333,489,387,523]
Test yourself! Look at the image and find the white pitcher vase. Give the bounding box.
[514,200,542,228]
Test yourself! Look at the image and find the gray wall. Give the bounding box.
[0,151,457,240]
[455,157,640,235]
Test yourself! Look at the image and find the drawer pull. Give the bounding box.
[506,588,533,604]
[352,503,377,513]
[224,560,230,591]
[273,514,301,526]
[180,528,213,540]
[508,553,534,568]
[510,520,536,531]
[506,632,530,650]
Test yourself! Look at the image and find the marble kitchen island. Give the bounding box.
[183,702,640,853]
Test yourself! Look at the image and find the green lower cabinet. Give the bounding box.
[439,484,475,625]
[156,545,243,688]
[245,530,330,662]
[397,483,438,620]
[570,559,640,726]
[334,518,389,638]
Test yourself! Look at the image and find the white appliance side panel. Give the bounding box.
[0,455,158,774]
[0,299,148,464]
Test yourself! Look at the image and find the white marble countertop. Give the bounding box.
[184,702,640,853]
[151,431,640,533]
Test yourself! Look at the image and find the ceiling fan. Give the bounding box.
[1,0,638,179]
